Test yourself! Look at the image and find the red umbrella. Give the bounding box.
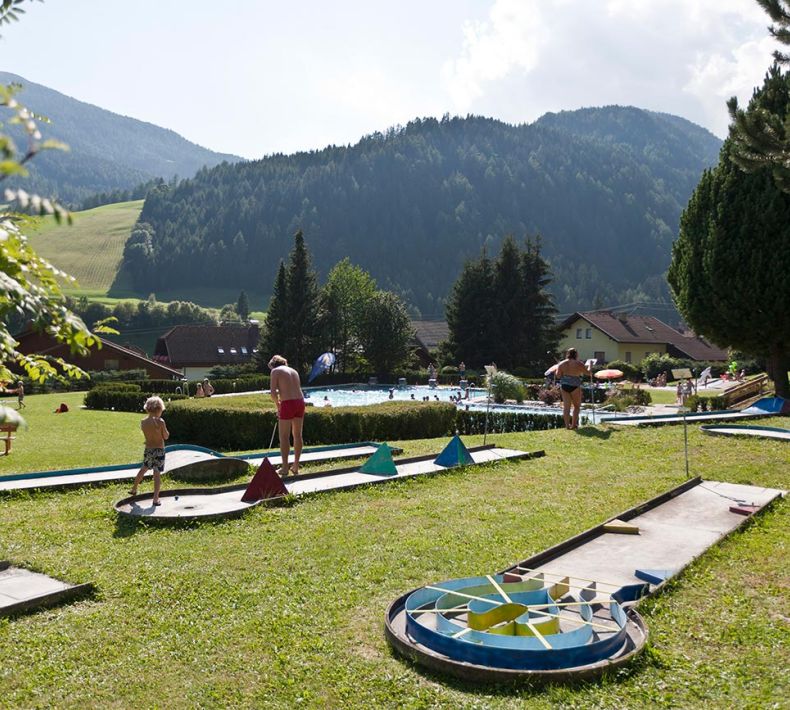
[594,368,624,380]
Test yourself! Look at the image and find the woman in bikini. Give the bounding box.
[556,347,591,430]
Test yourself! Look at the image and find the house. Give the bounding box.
[14,328,184,380]
[558,312,728,364]
[411,320,449,366]
[153,323,260,379]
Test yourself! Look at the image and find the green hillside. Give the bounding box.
[28,200,266,312]
[132,108,722,314]
[29,199,143,293]
[0,72,241,206]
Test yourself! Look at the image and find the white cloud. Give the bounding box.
[442,0,781,136]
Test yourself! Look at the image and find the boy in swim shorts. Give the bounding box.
[129,396,170,505]
[268,354,305,475]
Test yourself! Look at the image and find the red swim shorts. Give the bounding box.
[278,398,306,420]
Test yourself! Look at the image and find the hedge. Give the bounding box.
[455,409,564,434]
[164,401,458,450]
[84,389,189,412]
[685,394,727,412]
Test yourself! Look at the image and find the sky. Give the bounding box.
[0,0,782,159]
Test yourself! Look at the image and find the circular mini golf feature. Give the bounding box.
[385,572,647,682]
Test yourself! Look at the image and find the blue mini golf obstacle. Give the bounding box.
[434,435,474,468]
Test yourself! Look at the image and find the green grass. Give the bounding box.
[28,200,143,292]
[0,392,787,707]
[28,200,269,311]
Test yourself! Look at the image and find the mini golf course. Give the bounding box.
[115,439,541,522]
[385,476,785,682]
[701,424,790,441]
[0,442,402,492]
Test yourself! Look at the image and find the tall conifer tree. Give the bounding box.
[258,261,288,368]
[284,230,320,372]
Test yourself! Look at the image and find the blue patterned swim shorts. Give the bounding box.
[143,447,166,473]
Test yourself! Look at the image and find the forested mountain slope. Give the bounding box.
[130,108,721,313]
[0,72,240,205]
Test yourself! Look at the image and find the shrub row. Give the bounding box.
[84,389,189,412]
[685,394,727,412]
[164,401,458,450]
[455,409,564,434]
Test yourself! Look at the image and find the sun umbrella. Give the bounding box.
[544,364,559,376]
[594,368,624,380]
[307,352,336,384]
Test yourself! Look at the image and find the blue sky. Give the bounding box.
[1,0,780,158]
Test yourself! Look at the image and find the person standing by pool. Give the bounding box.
[556,348,591,430]
[268,354,305,476]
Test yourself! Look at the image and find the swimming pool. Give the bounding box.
[302,384,614,424]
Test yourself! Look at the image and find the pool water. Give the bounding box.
[303,384,614,424]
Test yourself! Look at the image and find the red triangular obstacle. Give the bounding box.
[241,458,288,502]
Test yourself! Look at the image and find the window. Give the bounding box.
[230,348,238,354]
[241,346,248,354]
[625,352,632,363]
[585,328,592,339]
[576,328,582,339]
[104,358,119,370]
[217,347,225,354]
[594,351,605,363]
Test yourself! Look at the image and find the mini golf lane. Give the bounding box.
[701,424,790,441]
[385,476,784,683]
[114,446,538,522]
[606,410,773,426]
[0,442,400,493]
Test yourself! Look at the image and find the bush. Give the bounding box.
[84,389,189,412]
[90,382,142,393]
[604,387,652,412]
[88,368,148,383]
[685,394,726,412]
[164,401,457,450]
[455,409,564,434]
[209,375,269,394]
[640,354,693,381]
[537,385,561,405]
[490,371,526,403]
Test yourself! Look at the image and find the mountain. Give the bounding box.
[126,107,721,314]
[0,72,241,205]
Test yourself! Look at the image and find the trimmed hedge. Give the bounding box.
[455,409,564,434]
[90,382,142,393]
[164,401,458,450]
[685,394,726,412]
[84,389,189,412]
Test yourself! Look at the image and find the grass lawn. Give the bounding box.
[28,200,143,293]
[0,393,787,707]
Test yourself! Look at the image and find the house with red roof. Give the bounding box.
[153,323,260,379]
[558,311,728,365]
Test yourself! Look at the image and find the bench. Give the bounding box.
[0,423,16,456]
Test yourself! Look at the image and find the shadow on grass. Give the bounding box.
[575,426,613,439]
[384,640,661,697]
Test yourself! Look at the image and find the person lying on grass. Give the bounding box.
[129,396,169,505]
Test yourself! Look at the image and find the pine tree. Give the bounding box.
[518,237,559,370]
[236,290,250,322]
[258,261,288,369]
[492,235,524,368]
[284,230,320,372]
[445,251,498,367]
[669,67,790,397]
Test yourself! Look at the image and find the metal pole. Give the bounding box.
[483,374,492,446]
[682,410,690,479]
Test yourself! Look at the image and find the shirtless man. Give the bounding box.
[268,354,305,475]
[129,396,170,505]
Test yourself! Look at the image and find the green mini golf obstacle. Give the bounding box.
[359,442,398,476]
[434,435,474,467]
